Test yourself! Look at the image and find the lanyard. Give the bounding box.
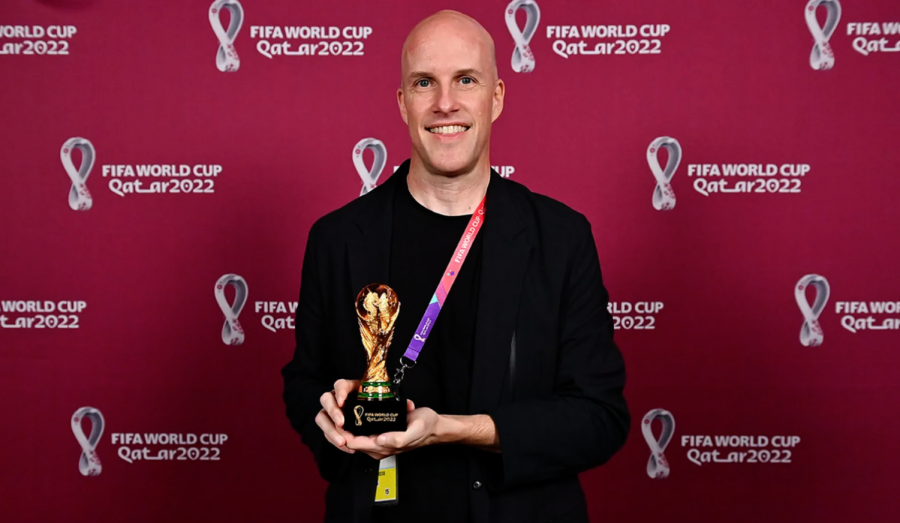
[393,195,486,385]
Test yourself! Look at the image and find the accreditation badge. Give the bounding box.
[374,456,398,505]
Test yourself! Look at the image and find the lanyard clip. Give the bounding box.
[392,356,417,386]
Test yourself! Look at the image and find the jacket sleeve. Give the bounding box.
[281,221,352,481]
[485,214,630,489]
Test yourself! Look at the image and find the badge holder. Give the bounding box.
[374,455,398,505]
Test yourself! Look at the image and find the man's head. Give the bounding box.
[398,10,505,177]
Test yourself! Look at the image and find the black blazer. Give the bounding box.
[282,161,630,523]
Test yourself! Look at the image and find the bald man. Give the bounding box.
[282,10,629,523]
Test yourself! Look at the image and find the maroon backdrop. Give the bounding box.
[2,0,899,521]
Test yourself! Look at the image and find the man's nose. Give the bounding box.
[433,84,460,114]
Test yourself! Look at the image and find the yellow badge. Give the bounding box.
[374,456,398,504]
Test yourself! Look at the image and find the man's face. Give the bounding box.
[398,22,504,176]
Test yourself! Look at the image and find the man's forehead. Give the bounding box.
[401,10,496,79]
[404,37,488,74]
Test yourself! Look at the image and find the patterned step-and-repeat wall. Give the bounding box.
[1,0,898,521]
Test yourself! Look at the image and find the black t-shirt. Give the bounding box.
[372,174,483,523]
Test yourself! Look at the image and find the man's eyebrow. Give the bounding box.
[406,68,483,80]
[455,68,482,77]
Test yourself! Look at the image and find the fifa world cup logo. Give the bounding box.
[353,138,387,197]
[642,408,675,479]
[505,0,540,73]
[209,0,244,72]
[215,274,248,345]
[61,137,95,211]
[648,136,682,211]
[796,274,830,346]
[805,0,841,70]
[72,407,104,477]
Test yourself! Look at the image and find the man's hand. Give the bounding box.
[316,380,433,460]
[344,400,440,460]
[315,379,360,454]
[316,381,501,460]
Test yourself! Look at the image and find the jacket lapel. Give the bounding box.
[347,162,405,300]
[469,171,530,413]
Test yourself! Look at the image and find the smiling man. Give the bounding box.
[281,10,629,523]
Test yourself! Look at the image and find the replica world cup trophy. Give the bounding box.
[342,284,407,435]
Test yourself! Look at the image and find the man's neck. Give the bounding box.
[406,158,490,216]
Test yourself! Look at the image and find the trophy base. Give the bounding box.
[342,395,407,436]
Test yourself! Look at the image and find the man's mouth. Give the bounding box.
[426,125,471,134]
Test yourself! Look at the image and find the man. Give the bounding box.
[281,10,629,523]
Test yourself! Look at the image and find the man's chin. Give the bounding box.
[425,161,474,177]
[420,152,479,177]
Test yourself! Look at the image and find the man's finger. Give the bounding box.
[315,410,341,443]
[319,390,344,428]
[329,433,355,454]
[320,390,337,410]
[345,434,397,460]
[315,410,354,453]
[330,427,355,454]
[347,434,386,453]
[377,431,406,449]
[333,379,360,408]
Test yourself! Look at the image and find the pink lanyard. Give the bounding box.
[393,195,486,384]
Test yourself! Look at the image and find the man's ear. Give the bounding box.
[491,79,505,123]
[397,88,408,125]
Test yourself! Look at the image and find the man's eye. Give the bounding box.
[416,79,430,88]
[460,77,473,85]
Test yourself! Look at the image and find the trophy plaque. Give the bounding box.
[342,284,407,436]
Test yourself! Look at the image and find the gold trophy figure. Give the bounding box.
[342,284,407,435]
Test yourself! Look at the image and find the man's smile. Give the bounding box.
[426,124,471,135]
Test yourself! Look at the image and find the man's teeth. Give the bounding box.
[428,125,468,134]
